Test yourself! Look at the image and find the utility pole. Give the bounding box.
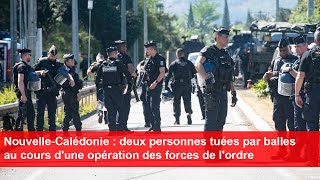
[27,0,37,65]
[88,0,93,72]
[133,0,139,67]
[275,0,280,21]
[10,0,17,81]
[121,0,127,41]
[144,0,148,43]
[72,0,79,73]
[308,0,314,18]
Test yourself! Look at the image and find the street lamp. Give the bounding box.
[87,0,93,71]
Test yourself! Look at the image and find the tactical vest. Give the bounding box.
[37,57,61,91]
[173,59,192,83]
[206,46,234,85]
[145,59,157,83]
[309,46,320,83]
[101,60,123,85]
[13,61,33,96]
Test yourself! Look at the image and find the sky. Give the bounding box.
[161,0,298,24]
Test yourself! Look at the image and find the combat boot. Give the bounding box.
[187,114,192,125]
[174,117,180,125]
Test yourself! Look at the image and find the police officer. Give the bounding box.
[61,54,83,131]
[287,35,309,131]
[13,49,44,131]
[239,45,250,88]
[165,48,197,125]
[115,40,137,131]
[96,47,131,131]
[295,28,320,166]
[139,41,166,132]
[34,45,75,131]
[264,38,298,160]
[137,56,151,127]
[195,28,238,132]
[87,53,108,124]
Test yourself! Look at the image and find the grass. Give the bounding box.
[0,86,17,105]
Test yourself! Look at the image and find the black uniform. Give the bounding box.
[140,53,166,131]
[33,57,63,131]
[271,54,297,131]
[138,60,151,127]
[200,45,235,131]
[165,57,197,124]
[298,44,320,166]
[61,65,83,131]
[13,61,36,131]
[117,52,133,130]
[96,58,131,131]
[239,50,250,88]
[89,61,108,124]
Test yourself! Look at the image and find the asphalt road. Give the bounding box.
[0,93,319,180]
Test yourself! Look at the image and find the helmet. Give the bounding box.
[278,63,295,96]
[27,72,41,91]
[162,89,173,102]
[54,66,69,85]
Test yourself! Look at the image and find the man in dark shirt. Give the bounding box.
[61,54,83,132]
[138,41,166,132]
[165,48,197,125]
[115,40,137,131]
[13,49,44,131]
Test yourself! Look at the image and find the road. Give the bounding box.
[0,93,319,180]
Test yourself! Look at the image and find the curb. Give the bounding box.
[236,93,274,131]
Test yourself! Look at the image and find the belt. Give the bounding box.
[174,79,190,83]
[104,84,121,88]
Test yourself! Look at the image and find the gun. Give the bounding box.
[194,76,206,120]
[136,56,150,87]
[132,77,140,102]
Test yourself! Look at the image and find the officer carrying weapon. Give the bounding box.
[13,49,44,131]
[33,45,75,131]
[195,28,238,132]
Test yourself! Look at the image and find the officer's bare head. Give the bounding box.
[48,45,57,61]
[277,38,291,59]
[106,47,118,59]
[19,49,32,63]
[213,28,229,48]
[314,29,320,45]
[176,48,184,59]
[144,41,157,57]
[63,54,75,67]
[294,35,308,57]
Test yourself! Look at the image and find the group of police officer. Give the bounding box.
[263,27,320,166]
[13,46,83,132]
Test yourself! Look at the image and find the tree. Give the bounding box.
[193,0,220,38]
[279,8,291,22]
[246,10,254,28]
[0,0,9,32]
[222,0,230,29]
[289,0,320,23]
[187,3,195,29]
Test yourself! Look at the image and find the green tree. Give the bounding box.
[279,8,291,22]
[0,0,9,32]
[222,0,230,29]
[193,0,220,40]
[246,10,254,28]
[187,3,195,29]
[289,0,320,23]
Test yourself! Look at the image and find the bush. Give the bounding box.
[0,86,17,105]
[251,79,269,97]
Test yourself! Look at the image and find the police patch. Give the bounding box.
[103,66,117,72]
[160,61,164,66]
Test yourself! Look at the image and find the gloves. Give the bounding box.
[205,77,215,92]
[231,91,238,107]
